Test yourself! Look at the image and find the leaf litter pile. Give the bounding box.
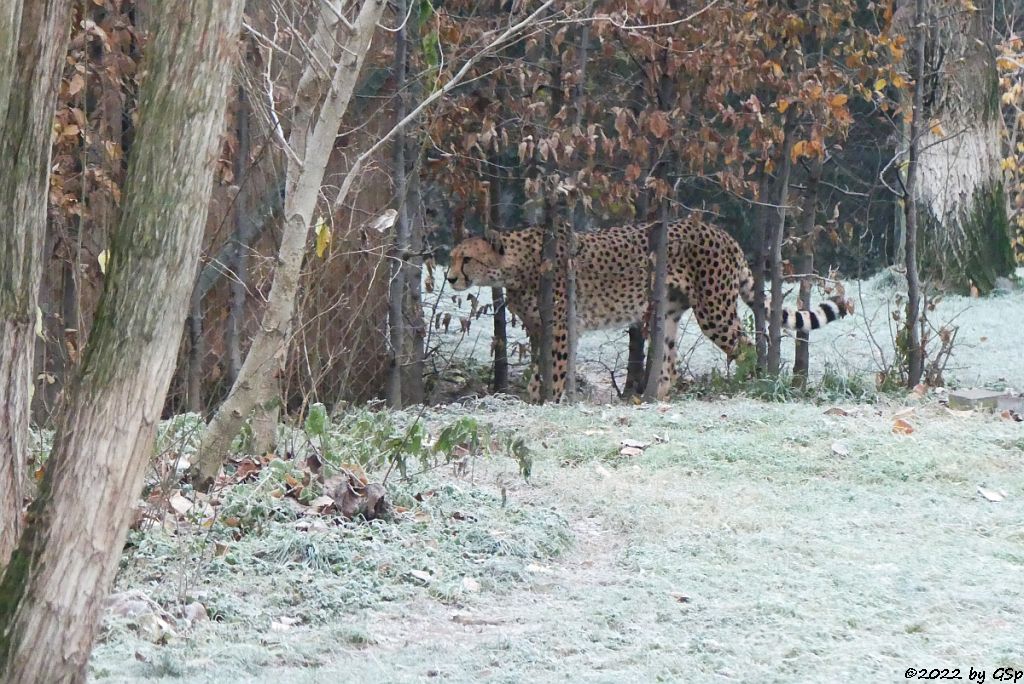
[85,387,1024,682]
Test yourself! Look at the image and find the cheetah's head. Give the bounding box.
[446,234,506,291]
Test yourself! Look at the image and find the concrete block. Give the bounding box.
[948,389,1024,412]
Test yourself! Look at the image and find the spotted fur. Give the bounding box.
[446,215,848,401]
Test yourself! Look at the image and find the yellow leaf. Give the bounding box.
[930,120,945,136]
[891,74,906,89]
[314,216,331,258]
[97,249,109,275]
[777,98,790,113]
[829,93,848,108]
[873,78,887,92]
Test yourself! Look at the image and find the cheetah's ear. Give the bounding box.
[484,230,505,257]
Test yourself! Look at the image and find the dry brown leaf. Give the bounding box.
[892,418,914,435]
[824,407,849,417]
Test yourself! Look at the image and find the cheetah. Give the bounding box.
[446,214,848,401]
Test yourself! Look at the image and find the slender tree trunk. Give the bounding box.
[227,85,252,387]
[387,0,410,408]
[903,0,927,387]
[0,0,75,568]
[193,0,387,489]
[187,288,203,413]
[625,326,646,397]
[487,173,509,393]
[564,219,579,402]
[402,157,426,405]
[563,11,590,403]
[0,2,244,680]
[752,163,770,371]
[643,199,670,402]
[793,156,822,385]
[624,187,648,398]
[767,113,798,375]
[398,6,426,407]
[538,196,558,403]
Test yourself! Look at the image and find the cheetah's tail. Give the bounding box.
[737,265,850,331]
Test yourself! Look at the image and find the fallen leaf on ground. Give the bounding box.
[308,495,335,511]
[824,407,849,417]
[409,569,433,583]
[168,491,192,515]
[977,486,1006,503]
[892,418,914,435]
[831,441,850,457]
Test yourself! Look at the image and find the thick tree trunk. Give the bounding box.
[767,113,797,375]
[793,157,823,385]
[0,2,243,680]
[0,0,75,568]
[907,0,1012,293]
[903,0,928,387]
[193,0,387,489]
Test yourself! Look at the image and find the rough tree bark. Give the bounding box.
[0,1,244,680]
[903,0,928,387]
[793,156,823,385]
[0,0,75,568]
[192,0,388,489]
[901,0,1013,293]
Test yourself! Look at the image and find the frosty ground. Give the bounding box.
[89,275,1024,683]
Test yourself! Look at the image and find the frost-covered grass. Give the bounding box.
[423,266,1024,398]
[88,267,1024,682]
[91,395,1024,683]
